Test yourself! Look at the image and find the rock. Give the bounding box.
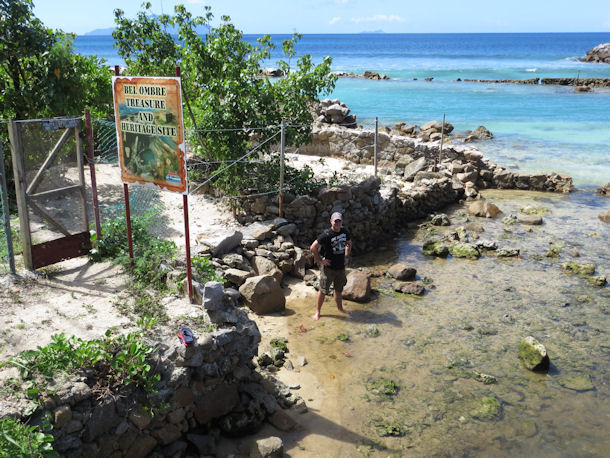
[449,242,480,259]
[517,214,543,225]
[276,223,298,236]
[519,336,550,371]
[342,270,371,302]
[598,209,610,223]
[496,247,520,257]
[239,275,286,314]
[580,43,610,64]
[403,157,427,180]
[129,410,152,430]
[154,423,182,445]
[422,239,450,257]
[194,384,239,425]
[252,255,283,284]
[387,263,417,281]
[470,125,494,140]
[561,262,596,276]
[251,436,284,458]
[393,281,426,296]
[557,374,595,391]
[468,200,502,218]
[587,275,607,287]
[268,410,299,432]
[260,67,285,77]
[208,231,243,256]
[470,397,502,420]
[224,268,254,286]
[84,399,121,441]
[187,434,217,455]
[430,213,451,226]
[53,405,72,429]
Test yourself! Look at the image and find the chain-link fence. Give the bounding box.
[0,142,15,274]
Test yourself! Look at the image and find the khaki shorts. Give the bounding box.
[319,266,347,295]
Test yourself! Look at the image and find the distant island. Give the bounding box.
[84,27,115,36]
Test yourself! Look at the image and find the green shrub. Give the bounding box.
[0,417,57,457]
[6,330,161,399]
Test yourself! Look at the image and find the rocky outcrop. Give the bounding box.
[463,78,539,85]
[312,99,356,127]
[540,77,610,88]
[335,71,390,80]
[580,43,610,64]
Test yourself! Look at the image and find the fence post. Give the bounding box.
[0,143,16,274]
[374,117,378,177]
[439,113,446,167]
[279,121,285,217]
[85,109,102,243]
[115,65,134,265]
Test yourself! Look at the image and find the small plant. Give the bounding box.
[191,255,225,284]
[365,325,380,338]
[337,333,350,342]
[270,337,288,352]
[0,417,57,457]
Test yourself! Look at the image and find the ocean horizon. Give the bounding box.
[76,32,610,187]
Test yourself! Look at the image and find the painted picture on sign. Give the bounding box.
[112,76,188,194]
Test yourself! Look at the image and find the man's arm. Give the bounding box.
[344,239,352,265]
[311,240,330,267]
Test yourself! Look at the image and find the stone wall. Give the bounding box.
[8,285,299,458]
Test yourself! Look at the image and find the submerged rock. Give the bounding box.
[517,213,543,225]
[598,209,610,223]
[470,396,502,420]
[393,281,426,296]
[519,336,550,372]
[496,247,520,258]
[558,374,595,391]
[449,242,480,259]
[561,262,596,276]
[387,263,417,281]
[468,200,502,218]
[422,239,450,257]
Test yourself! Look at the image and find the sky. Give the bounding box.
[33,0,610,35]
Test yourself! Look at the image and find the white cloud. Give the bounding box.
[335,0,349,4]
[351,14,405,24]
[329,16,342,25]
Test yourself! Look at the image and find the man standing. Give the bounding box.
[310,212,352,320]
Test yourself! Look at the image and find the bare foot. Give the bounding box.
[337,307,350,315]
[312,312,320,321]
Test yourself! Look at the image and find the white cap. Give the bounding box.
[331,212,343,221]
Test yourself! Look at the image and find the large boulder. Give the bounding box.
[598,209,610,223]
[393,281,426,296]
[239,275,285,315]
[402,157,427,180]
[449,242,480,259]
[468,200,502,218]
[387,263,417,281]
[519,336,550,372]
[342,270,371,302]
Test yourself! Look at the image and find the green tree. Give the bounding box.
[113,3,337,195]
[0,0,113,120]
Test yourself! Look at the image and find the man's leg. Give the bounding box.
[313,290,325,320]
[334,289,347,313]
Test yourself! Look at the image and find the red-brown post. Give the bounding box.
[84,109,102,243]
[115,65,134,264]
[176,66,194,302]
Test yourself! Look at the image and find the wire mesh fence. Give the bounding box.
[0,143,15,274]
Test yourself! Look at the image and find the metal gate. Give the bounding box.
[8,117,90,270]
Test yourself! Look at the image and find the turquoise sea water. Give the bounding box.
[75,33,610,185]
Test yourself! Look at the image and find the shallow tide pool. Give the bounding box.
[280,189,609,457]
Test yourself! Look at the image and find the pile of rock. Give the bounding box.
[335,71,390,80]
[580,43,610,64]
[312,99,357,127]
[388,120,455,142]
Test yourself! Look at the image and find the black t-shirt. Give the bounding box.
[317,227,351,270]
